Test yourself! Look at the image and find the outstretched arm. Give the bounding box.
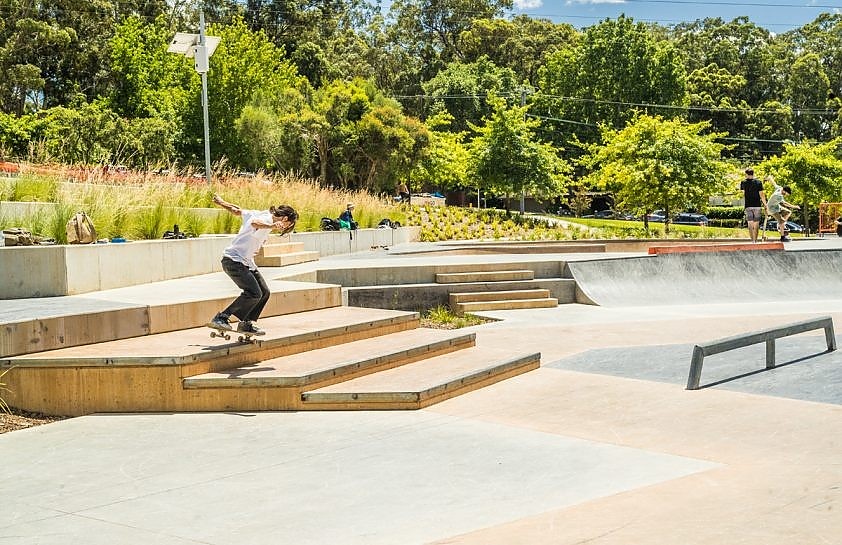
[212,194,241,216]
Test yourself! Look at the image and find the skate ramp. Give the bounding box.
[565,249,842,307]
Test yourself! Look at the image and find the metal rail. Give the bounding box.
[687,316,836,390]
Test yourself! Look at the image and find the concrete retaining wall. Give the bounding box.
[0,227,420,299]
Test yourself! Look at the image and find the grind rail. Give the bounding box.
[687,316,836,390]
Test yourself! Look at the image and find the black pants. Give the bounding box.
[220,257,270,322]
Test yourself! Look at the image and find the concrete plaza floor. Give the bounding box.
[2,239,842,544]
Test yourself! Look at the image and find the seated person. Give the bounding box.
[396,183,410,203]
[339,202,357,230]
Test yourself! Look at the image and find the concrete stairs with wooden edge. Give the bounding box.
[255,236,320,267]
[1,306,540,416]
[450,288,558,314]
[436,269,559,314]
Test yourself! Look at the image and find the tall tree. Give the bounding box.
[422,56,518,134]
[459,15,577,86]
[180,18,302,169]
[579,114,729,232]
[536,15,687,148]
[468,95,570,210]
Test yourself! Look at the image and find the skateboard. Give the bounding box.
[207,323,259,344]
[761,213,769,242]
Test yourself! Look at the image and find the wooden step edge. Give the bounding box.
[206,314,421,373]
[9,313,422,371]
[435,271,535,282]
[450,289,550,303]
[456,298,558,309]
[183,333,476,389]
[299,352,540,409]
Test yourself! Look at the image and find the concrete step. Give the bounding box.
[2,307,419,370]
[1,279,341,358]
[258,241,306,257]
[255,250,320,267]
[450,289,550,304]
[301,346,540,409]
[346,278,577,311]
[1,307,422,416]
[435,270,534,284]
[453,298,558,314]
[183,328,475,390]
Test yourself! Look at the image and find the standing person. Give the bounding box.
[740,168,767,243]
[208,194,298,335]
[766,183,800,242]
[396,182,410,203]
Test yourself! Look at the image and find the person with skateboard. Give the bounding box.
[766,183,800,242]
[207,194,298,337]
[740,168,767,243]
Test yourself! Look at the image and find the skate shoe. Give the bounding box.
[208,315,233,331]
[237,321,266,335]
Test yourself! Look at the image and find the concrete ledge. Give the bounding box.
[649,242,784,254]
[1,281,341,357]
[345,279,576,311]
[317,260,564,286]
[0,227,419,299]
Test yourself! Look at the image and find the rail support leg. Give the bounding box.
[765,338,776,369]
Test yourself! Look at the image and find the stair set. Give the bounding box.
[255,235,320,267]
[1,303,540,417]
[439,269,559,314]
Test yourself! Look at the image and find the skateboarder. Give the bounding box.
[766,183,799,242]
[208,194,298,336]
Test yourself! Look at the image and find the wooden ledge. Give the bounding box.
[648,242,784,255]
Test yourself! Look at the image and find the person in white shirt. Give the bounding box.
[766,182,799,242]
[208,194,298,335]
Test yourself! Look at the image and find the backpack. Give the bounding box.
[2,227,35,246]
[66,211,97,244]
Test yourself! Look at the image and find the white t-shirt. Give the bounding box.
[767,186,784,213]
[222,209,272,270]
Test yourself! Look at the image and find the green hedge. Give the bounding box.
[706,206,744,220]
[709,218,742,228]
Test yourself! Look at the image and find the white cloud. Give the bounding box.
[514,0,543,9]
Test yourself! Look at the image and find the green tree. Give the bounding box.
[468,95,570,211]
[107,15,192,121]
[180,18,302,169]
[459,15,577,86]
[579,114,730,233]
[422,56,518,133]
[785,53,832,142]
[536,16,687,148]
[412,112,469,192]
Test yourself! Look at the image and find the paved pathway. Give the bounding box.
[2,241,842,544]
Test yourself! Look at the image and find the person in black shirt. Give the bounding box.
[740,168,767,243]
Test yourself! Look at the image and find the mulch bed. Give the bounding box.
[0,408,67,434]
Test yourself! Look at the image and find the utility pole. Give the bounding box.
[520,88,527,214]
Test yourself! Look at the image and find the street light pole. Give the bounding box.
[167,14,220,185]
[199,12,212,185]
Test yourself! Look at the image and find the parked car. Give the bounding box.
[763,219,804,233]
[646,210,666,222]
[556,204,573,216]
[673,213,710,226]
[594,209,615,219]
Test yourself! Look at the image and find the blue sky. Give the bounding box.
[381,0,842,33]
[506,0,841,32]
